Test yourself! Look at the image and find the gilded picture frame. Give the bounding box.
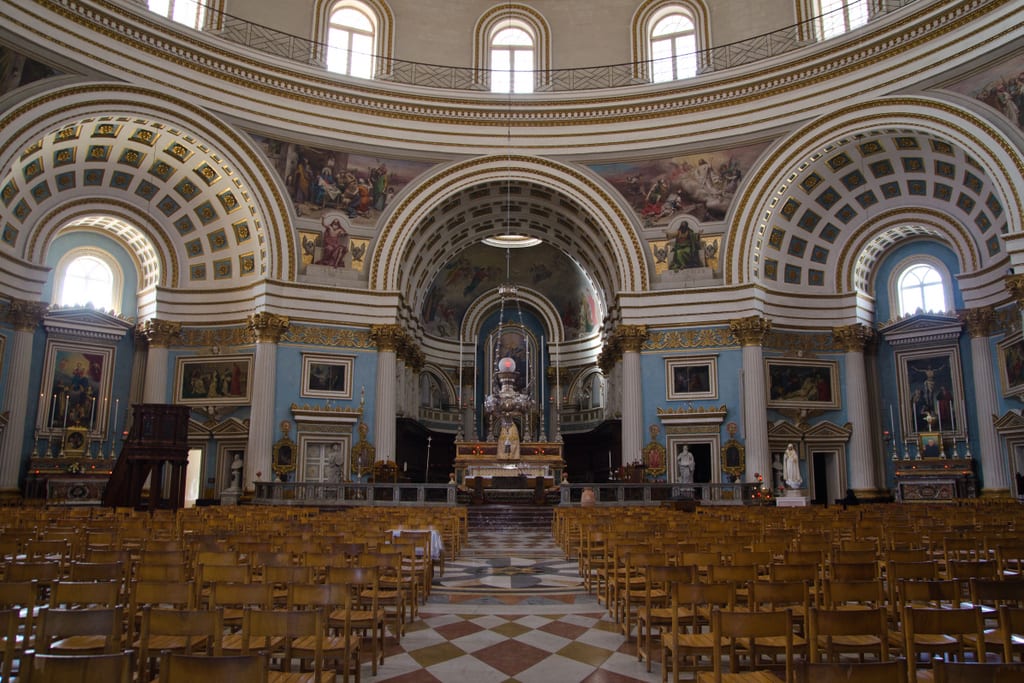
[665,356,717,400]
[765,358,840,410]
[174,354,253,405]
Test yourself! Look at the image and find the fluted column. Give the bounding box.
[730,316,772,482]
[372,325,404,462]
[0,300,48,492]
[961,306,1010,495]
[833,323,878,495]
[138,319,181,403]
[617,325,647,463]
[245,313,288,488]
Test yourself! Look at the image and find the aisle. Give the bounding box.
[368,528,662,683]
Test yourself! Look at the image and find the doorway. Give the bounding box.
[811,450,841,505]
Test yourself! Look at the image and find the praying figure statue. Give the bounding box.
[783,443,802,489]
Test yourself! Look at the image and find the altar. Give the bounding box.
[453,441,564,487]
[893,458,977,502]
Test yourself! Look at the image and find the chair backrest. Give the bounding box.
[903,606,985,679]
[0,609,16,682]
[807,606,889,663]
[241,607,326,676]
[796,659,906,683]
[932,660,1024,683]
[709,608,794,683]
[48,580,120,608]
[829,561,878,581]
[157,652,266,683]
[823,578,885,608]
[999,605,1024,664]
[209,581,273,611]
[34,606,124,654]
[21,650,134,683]
[749,580,809,612]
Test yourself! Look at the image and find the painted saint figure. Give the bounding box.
[317,216,348,268]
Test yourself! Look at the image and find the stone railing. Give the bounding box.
[252,481,457,506]
[559,482,768,506]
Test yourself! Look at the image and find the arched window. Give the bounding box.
[814,0,869,40]
[897,263,947,317]
[326,3,376,77]
[490,23,535,93]
[650,12,697,82]
[147,0,207,30]
[54,249,123,314]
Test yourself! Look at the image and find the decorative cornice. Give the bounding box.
[137,318,182,347]
[5,299,48,332]
[958,305,996,338]
[729,315,772,346]
[878,312,963,346]
[832,323,875,352]
[248,312,290,343]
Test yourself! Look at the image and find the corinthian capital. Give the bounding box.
[617,324,648,353]
[371,324,405,352]
[248,312,290,343]
[1006,274,1024,308]
[138,318,181,347]
[832,323,875,352]
[5,299,48,331]
[729,315,772,346]
[957,306,995,338]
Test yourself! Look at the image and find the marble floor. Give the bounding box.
[363,529,664,683]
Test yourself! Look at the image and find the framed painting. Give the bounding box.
[765,358,840,409]
[720,439,745,482]
[301,354,353,399]
[998,333,1024,397]
[39,340,114,435]
[896,347,963,435]
[917,432,944,459]
[666,356,717,400]
[174,354,252,405]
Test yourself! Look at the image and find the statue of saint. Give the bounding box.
[677,445,695,484]
[783,443,802,489]
[498,419,520,460]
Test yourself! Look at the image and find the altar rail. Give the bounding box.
[252,481,457,506]
[559,482,767,506]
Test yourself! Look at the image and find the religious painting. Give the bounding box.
[0,47,61,96]
[588,141,771,225]
[666,356,717,400]
[945,53,1024,133]
[997,333,1024,397]
[272,436,297,482]
[651,232,722,277]
[720,439,745,482]
[174,355,253,405]
[39,341,114,435]
[301,354,353,400]
[765,358,840,410]
[896,348,963,435]
[248,133,435,223]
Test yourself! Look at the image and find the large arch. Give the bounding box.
[0,82,295,299]
[369,155,649,320]
[726,96,1024,303]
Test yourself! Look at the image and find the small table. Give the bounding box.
[388,528,444,561]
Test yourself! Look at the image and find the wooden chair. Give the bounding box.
[0,609,17,683]
[20,650,134,683]
[660,582,736,683]
[807,606,889,663]
[33,606,123,655]
[194,563,251,608]
[0,580,41,664]
[697,608,794,683]
[822,578,886,611]
[157,652,267,683]
[326,565,386,674]
[795,659,905,683]
[353,552,404,643]
[241,607,335,682]
[903,606,985,682]
[932,660,1024,682]
[636,564,693,672]
[287,583,362,683]
[616,549,668,639]
[127,580,194,646]
[209,581,274,652]
[47,580,120,610]
[998,605,1024,663]
[135,604,222,681]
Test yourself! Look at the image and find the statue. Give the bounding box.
[783,443,802,489]
[229,452,243,491]
[677,445,695,484]
[498,418,520,460]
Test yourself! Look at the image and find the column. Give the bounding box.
[245,313,289,488]
[833,323,879,495]
[0,300,48,493]
[961,305,1010,495]
[617,325,647,464]
[372,324,404,462]
[138,319,181,403]
[729,315,772,482]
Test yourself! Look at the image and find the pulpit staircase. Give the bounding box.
[101,404,191,510]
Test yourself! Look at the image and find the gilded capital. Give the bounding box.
[832,323,875,352]
[617,324,648,353]
[5,299,48,331]
[138,318,181,347]
[1006,274,1024,308]
[371,324,405,352]
[729,315,772,346]
[248,312,289,343]
[958,306,995,338]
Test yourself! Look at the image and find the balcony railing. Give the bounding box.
[252,481,457,506]
[190,0,919,92]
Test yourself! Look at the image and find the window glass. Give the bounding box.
[327,5,375,78]
[898,264,946,316]
[651,13,697,82]
[60,255,115,311]
[148,0,204,30]
[491,26,534,93]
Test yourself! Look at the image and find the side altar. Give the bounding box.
[453,441,564,487]
[894,458,977,502]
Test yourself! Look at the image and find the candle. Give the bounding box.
[458,340,463,408]
[89,396,96,430]
[50,393,57,426]
[950,400,955,432]
[935,399,941,432]
[889,404,895,434]
[608,450,612,470]
[112,398,119,439]
[62,393,69,429]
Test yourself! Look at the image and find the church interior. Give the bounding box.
[1,0,1024,680]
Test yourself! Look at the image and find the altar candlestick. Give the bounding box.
[50,393,57,426]
[61,393,69,430]
[950,401,955,432]
[458,340,463,408]
[608,450,612,470]
[935,399,942,432]
[889,404,896,438]
[111,398,119,440]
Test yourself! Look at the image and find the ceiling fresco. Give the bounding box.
[421,242,600,341]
